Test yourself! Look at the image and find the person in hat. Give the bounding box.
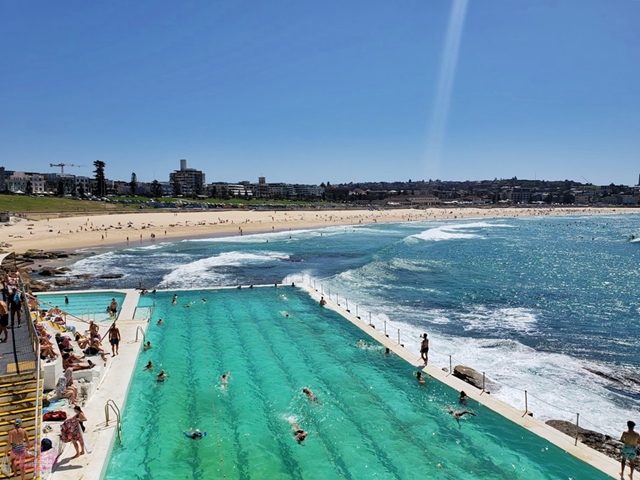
[4,418,29,480]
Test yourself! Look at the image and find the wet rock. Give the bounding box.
[98,273,124,279]
[453,365,490,392]
[545,420,632,467]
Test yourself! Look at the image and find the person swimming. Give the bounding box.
[184,429,205,439]
[157,370,167,382]
[157,319,163,326]
[171,294,178,305]
[448,407,476,425]
[144,360,153,371]
[459,391,468,405]
[221,371,230,387]
[302,388,318,403]
[143,341,152,350]
[291,423,308,444]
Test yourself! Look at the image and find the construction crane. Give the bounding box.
[49,163,86,174]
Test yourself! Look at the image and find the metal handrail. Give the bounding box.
[135,326,145,342]
[105,399,122,443]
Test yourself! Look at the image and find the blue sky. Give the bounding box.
[1,0,639,185]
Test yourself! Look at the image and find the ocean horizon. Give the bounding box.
[66,212,640,438]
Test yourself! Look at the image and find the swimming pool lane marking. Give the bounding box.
[244,293,418,479]
[248,302,443,480]
[206,300,253,479]
[216,299,304,479]
[280,295,458,480]
[239,303,348,480]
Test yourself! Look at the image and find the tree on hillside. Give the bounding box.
[93,160,106,197]
[151,180,162,198]
[130,172,138,196]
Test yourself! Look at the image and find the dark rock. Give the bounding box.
[546,420,634,468]
[74,273,94,279]
[98,273,124,279]
[38,269,53,277]
[453,365,495,392]
[23,249,47,258]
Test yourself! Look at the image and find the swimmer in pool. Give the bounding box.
[221,371,230,387]
[157,370,167,382]
[302,388,318,403]
[144,360,153,371]
[291,423,308,444]
[415,371,425,384]
[448,407,476,425]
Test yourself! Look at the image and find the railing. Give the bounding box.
[135,326,145,342]
[105,399,122,444]
[298,275,619,440]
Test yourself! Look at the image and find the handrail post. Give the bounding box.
[397,328,400,344]
[369,312,372,326]
[346,299,349,312]
[384,321,387,336]
[449,355,452,375]
[524,390,528,416]
[482,372,486,393]
[575,413,580,446]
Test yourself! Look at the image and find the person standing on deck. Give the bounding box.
[420,333,429,366]
[108,322,121,356]
[620,420,639,479]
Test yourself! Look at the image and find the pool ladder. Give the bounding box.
[105,399,123,444]
[135,326,145,342]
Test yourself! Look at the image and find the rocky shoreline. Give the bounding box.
[1,249,113,291]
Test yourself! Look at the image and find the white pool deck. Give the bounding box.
[46,286,620,480]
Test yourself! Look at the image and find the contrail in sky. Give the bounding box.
[425,0,469,177]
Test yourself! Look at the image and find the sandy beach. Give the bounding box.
[0,206,635,255]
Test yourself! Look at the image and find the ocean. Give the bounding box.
[67,212,640,437]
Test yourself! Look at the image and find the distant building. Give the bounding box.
[169,159,206,196]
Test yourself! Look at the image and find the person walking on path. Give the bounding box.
[0,299,9,342]
[9,288,22,328]
[108,322,121,356]
[4,418,29,480]
[420,333,429,366]
[620,420,639,480]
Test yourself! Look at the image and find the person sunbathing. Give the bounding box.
[85,337,108,364]
[39,340,58,360]
[74,333,90,349]
[56,372,78,404]
[62,353,94,371]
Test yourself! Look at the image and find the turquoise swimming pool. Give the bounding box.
[35,291,126,323]
[103,288,611,479]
